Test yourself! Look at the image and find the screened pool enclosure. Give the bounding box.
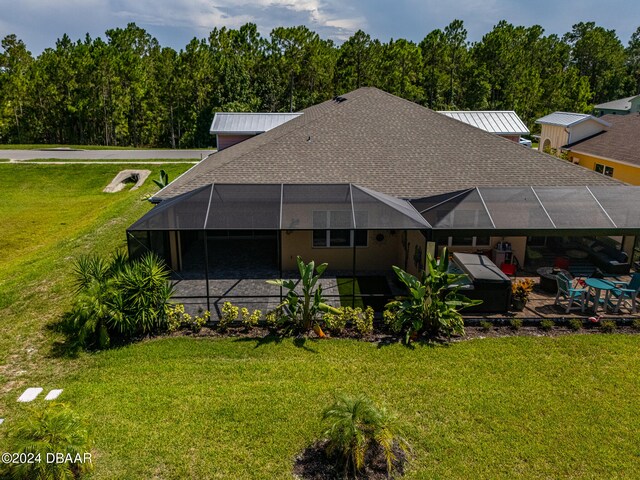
[127,184,640,314]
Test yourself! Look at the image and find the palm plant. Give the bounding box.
[0,402,93,480]
[322,394,409,477]
[267,256,340,334]
[385,248,480,342]
[63,251,173,349]
[152,169,170,189]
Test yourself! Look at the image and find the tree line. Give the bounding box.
[1,20,639,148]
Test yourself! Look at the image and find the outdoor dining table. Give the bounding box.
[584,277,616,313]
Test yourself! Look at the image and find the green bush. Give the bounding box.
[384,248,480,343]
[480,321,492,332]
[0,402,93,480]
[164,304,209,333]
[540,319,555,331]
[632,318,640,331]
[509,318,523,330]
[62,251,173,349]
[568,318,583,331]
[220,302,239,331]
[323,311,347,334]
[599,319,617,333]
[322,394,409,477]
[355,306,374,336]
[241,308,261,330]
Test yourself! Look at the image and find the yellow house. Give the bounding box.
[566,114,640,185]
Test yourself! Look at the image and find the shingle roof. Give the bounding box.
[210,112,302,134]
[155,88,622,201]
[535,112,610,128]
[567,114,640,168]
[438,110,529,135]
[594,96,638,112]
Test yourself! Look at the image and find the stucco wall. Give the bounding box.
[281,230,404,271]
[569,151,640,185]
[539,125,568,152]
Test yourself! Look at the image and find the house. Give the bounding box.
[210,112,301,150]
[129,88,639,310]
[437,110,529,143]
[535,112,610,155]
[565,114,640,185]
[594,95,640,116]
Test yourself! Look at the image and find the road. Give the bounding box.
[0,148,215,161]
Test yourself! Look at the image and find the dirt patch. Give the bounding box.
[293,440,408,480]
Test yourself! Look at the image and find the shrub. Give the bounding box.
[62,251,173,349]
[220,302,239,331]
[189,311,210,333]
[568,318,583,331]
[354,306,374,336]
[480,320,492,332]
[322,394,409,477]
[165,304,191,333]
[540,319,555,331]
[632,318,640,331]
[384,249,480,343]
[323,311,347,335]
[242,308,261,329]
[599,319,617,333]
[265,309,281,329]
[0,402,93,480]
[509,318,523,330]
[512,278,535,302]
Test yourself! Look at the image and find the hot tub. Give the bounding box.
[449,253,512,313]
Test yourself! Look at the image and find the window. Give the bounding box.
[448,236,489,247]
[312,210,368,247]
[594,163,614,177]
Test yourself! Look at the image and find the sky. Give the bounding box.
[1,0,639,54]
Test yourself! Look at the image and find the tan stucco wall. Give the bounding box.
[442,236,527,267]
[539,125,568,152]
[281,230,404,271]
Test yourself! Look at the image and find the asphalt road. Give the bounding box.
[0,148,215,161]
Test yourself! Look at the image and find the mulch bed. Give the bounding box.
[293,440,408,480]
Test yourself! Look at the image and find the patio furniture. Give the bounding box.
[500,262,516,277]
[566,249,588,260]
[609,273,640,314]
[555,273,586,313]
[584,277,616,314]
[537,267,571,293]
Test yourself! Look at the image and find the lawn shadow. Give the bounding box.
[232,333,319,353]
[45,318,81,359]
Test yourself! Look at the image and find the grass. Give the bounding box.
[0,144,141,150]
[0,163,190,384]
[15,158,199,163]
[1,162,640,478]
[336,277,364,308]
[29,335,640,479]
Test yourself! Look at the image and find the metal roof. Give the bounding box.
[438,110,529,135]
[535,112,610,128]
[210,112,302,135]
[595,96,638,111]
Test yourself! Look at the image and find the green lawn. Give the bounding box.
[0,163,190,380]
[17,158,199,163]
[1,163,640,479]
[58,336,640,479]
[0,144,141,150]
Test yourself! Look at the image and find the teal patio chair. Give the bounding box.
[610,273,640,314]
[554,273,586,313]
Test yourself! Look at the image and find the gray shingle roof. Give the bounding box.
[155,88,622,201]
[568,114,640,168]
[535,112,610,128]
[210,112,302,134]
[594,96,638,112]
[438,110,529,135]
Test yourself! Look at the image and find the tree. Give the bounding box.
[379,38,423,101]
[626,26,640,94]
[0,34,33,142]
[564,21,630,103]
[336,30,382,92]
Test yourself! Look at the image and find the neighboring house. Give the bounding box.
[437,110,529,143]
[594,95,640,116]
[210,112,301,150]
[566,114,640,185]
[535,112,610,155]
[130,88,639,309]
